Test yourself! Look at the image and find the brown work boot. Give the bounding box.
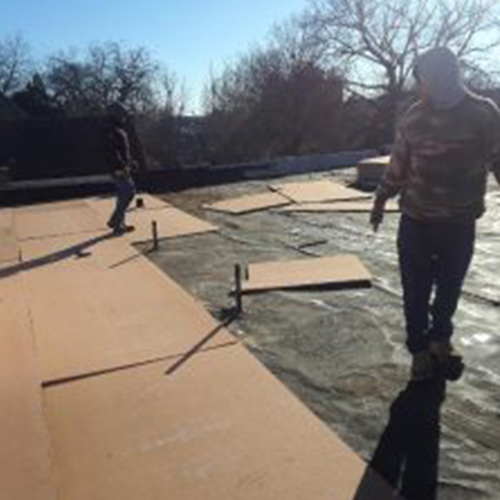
[430,340,464,382]
[429,340,455,363]
[112,224,136,236]
[411,351,436,381]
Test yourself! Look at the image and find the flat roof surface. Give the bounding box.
[142,169,500,500]
[0,191,399,500]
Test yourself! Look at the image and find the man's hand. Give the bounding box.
[370,201,385,232]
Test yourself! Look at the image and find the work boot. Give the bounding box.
[430,341,464,382]
[111,224,135,236]
[429,340,455,363]
[411,351,436,381]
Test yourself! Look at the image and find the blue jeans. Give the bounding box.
[108,177,135,230]
[397,214,475,354]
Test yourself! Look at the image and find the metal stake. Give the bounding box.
[235,264,243,314]
[152,220,159,251]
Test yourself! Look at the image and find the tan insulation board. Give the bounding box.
[21,234,235,383]
[270,179,370,204]
[0,207,14,227]
[89,193,171,214]
[16,199,89,214]
[0,208,20,264]
[125,206,217,243]
[20,230,139,270]
[203,192,291,214]
[133,193,172,210]
[87,197,216,241]
[15,204,105,241]
[0,226,20,264]
[86,196,120,216]
[243,255,372,293]
[0,211,17,264]
[279,199,400,213]
[44,344,395,500]
[0,274,57,500]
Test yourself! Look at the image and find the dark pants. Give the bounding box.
[108,177,135,230]
[397,214,475,354]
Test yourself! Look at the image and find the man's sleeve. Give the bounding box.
[109,128,131,172]
[375,123,410,205]
[116,129,132,168]
[486,101,500,184]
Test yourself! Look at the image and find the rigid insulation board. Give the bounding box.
[87,197,216,242]
[20,233,235,383]
[20,230,141,271]
[124,206,217,243]
[0,208,20,264]
[270,179,371,204]
[15,204,105,241]
[0,226,19,264]
[132,193,172,210]
[0,208,14,232]
[15,199,90,214]
[0,273,57,500]
[89,193,171,214]
[243,255,372,293]
[44,343,396,500]
[279,199,400,213]
[203,192,291,214]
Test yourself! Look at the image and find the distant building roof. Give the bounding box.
[0,92,28,120]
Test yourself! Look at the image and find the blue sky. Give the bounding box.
[0,0,308,112]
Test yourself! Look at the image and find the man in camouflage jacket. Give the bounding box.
[370,47,500,380]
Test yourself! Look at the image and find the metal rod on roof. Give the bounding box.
[235,264,243,315]
[297,239,328,250]
[152,220,159,251]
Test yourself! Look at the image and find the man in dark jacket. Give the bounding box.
[106,102,136,235]
[370,47,500,380]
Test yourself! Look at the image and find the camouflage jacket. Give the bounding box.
[375,93,500,222]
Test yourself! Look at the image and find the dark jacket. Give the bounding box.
[107,123,132,179]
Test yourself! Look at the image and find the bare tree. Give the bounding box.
[272,15,324,68]
[134,70,190,167]
[203,42,344,163]
[160,70,187,117]
[11,73,62,116]
[303,0,500,126]
[0,35,33,95]
[45,42,160,115]
[109,43,159,111]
